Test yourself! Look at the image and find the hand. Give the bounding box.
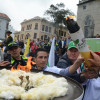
[69,54,84,74]
[0,61,12,67]
[88,51,100,67]
[82,68,98,79]
[75,54,84,65]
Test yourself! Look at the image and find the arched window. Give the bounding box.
[41,35,43,40]
[17,35,19,41]
[84,15,95,38]
[35,23,38,30]
[25,33,30,40]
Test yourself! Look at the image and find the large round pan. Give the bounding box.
[0,69,84,100]
[31,69,84,100]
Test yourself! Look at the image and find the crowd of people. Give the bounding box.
[0,30,100,100]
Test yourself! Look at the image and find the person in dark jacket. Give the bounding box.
[3,31,13,47]
[2,31,13,60]
[43,38,50,52]
[58,37,66,56]
[18,40,24,55]
[57,41,86,83]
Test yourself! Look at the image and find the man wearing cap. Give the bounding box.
[43,38,51,52]
[57,41,86,82]
[1,31,13,61]
[0,41,36,71]
[3,31,13,47]
[57,41,81,68]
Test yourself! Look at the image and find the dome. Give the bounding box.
[0,13,11,21]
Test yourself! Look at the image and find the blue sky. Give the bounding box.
[0,0,79,31]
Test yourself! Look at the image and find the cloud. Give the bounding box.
[0,0,79,31]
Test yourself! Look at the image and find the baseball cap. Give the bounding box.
[6,31,12,34]
[68,41,77,50]
[7,41,19,50]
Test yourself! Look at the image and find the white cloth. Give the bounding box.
[43,66,62,74]
[62,41,64,48]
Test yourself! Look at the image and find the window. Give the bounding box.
[26,24,32,30]
[25,35,28,40]
[41,35,43,40]
[6,23,9,30]
[35,23,38,30]
[42,25,45,31]
[17,35,19,41]
[49,27,51,33]
[54,28,56,34]
[34,33,37,39]
[30,24,32,29]
[83,5,86,10]
[21,34,24,39]
[61,31,63,36]
[84,15,94,38]
[44,35,47,38]
[59,30,61,36]
[25,33,30,39]
[21,27,24,31]
[45,26,48,32]
[0,20,1,30]
[27,25,28,30]
[64,32,66,37]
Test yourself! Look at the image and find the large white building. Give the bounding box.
[77,0,100,38]
[0,13,11,40]
[15,16,68,42]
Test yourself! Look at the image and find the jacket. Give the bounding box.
[43,42,50,52]
[57,53,72,69]
[57,53,84,83]
[3,35,13,46]
[58,40,66,49]
[11,55,36,72]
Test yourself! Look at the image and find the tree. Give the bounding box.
[44,3,74,40]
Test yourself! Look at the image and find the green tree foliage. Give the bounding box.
[44,3,75,40]
[44,3,74,25]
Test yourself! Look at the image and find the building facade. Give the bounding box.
[15,16,68,42]
[0,13,11,40]
[77,0,100,38]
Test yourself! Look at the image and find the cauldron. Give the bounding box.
[31,69,84,100]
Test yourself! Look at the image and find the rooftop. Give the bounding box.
[78,0,95,5]
[0,13,11,21]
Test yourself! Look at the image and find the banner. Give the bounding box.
[24,36,30,57]
[48,37,55,67]
[86,38,100,52]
